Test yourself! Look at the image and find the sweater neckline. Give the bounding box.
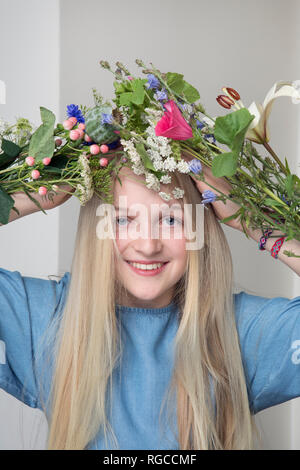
[116,300,178,315]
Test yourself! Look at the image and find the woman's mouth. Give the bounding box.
[125,260,169,276]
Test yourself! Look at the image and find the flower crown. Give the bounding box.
[1,59,300,255]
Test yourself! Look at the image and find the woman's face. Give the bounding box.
[113,167,187,309]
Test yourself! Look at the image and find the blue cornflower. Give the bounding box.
[146,74,160,90]
[67,104,85,123]
[204,133,216,144]
[201,190,216,205]
[279,193,291,206]
[196,119,205,130]
[107,138,120,149]
[189,159,202,174]
[155,89,168,102]
[101,113,113,125]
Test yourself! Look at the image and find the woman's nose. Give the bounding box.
[132,235,163,256]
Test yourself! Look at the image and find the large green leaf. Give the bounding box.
[0,139,21,170]
[182,80,200,103]
[0,185,15,224]
[214,108,254,154]
[165,72,185,94]
[28,107,55,162]
[211,151,238,177]
[1,139,21,158]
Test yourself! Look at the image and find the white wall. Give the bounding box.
[0,0,60,449]
[0,0,299,450]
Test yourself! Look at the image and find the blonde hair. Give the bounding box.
[40,158,255,450]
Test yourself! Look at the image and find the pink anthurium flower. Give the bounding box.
[155,100,193,140]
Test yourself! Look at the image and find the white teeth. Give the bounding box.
[128,262,164,270]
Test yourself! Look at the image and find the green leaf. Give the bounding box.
[1,139,21,158]
[23,188,47,215]
[264,198,286,207]
[28,107,56,162]
[182,80,200,103]
[135,143,155,171]
[284,157,291,175]
[284,174,294,199]
[165,73,185,94]
[219,208,241,224]
[214,108,254,153]
[0,185,15,224]
[119,92,134,106]
[211,151,238,177]
[131,79,145,105]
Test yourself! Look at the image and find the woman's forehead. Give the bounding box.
[114,166,183,208]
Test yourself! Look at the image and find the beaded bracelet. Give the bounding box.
[259,228,273,251]
[271,236,286,259]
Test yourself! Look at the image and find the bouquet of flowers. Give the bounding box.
[1,59,300,257]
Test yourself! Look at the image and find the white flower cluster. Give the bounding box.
[119,114,193,202]
[120,138,145,176]
[76,154,94,205]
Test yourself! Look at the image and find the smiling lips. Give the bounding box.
[126,260,169,276]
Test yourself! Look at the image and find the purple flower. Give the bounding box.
[196,119,205,130]
[146,74,160,89]
[101,113,113,125]
[155,89,168,102]
[67,104,85,123]
[204,133,216,144]
[189,159,202,174]
[201,190,216,205]
[279,193,291,206]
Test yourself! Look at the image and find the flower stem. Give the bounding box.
[263,142,287,175]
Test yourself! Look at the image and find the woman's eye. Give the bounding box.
[162,216,182,226]
[116,216,129,226]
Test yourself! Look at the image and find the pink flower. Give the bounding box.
[31,170,40,180]
[155,100,193,140]
[38,186,48,196]
[100,144,109,154]
[90,144,100,155]
[25,156,35,166]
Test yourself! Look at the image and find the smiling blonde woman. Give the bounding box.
[0,155,300,450]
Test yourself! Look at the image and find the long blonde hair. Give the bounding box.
[41,160,255,450]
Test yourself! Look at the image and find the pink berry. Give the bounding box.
[31,170,40,180]
[70,129,80,141]
[127,76,134,80]
[63,119,74,130]
[25,156,35,166]
[100,144,109,154]
[99,158,108,167]
[77,129,84,139]
[42,157,51,165]
[38,186,48,196]
[90,144,100,155]
[69,117,77,125]
[78,123,85,130]
[55,138,62,147]
[84,134,92,143]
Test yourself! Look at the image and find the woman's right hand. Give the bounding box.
[4,184,76,224]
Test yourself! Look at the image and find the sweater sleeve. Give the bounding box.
[234,291,300,414]
[0,267,70,409]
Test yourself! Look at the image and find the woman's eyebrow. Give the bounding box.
[114,205,183,214]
